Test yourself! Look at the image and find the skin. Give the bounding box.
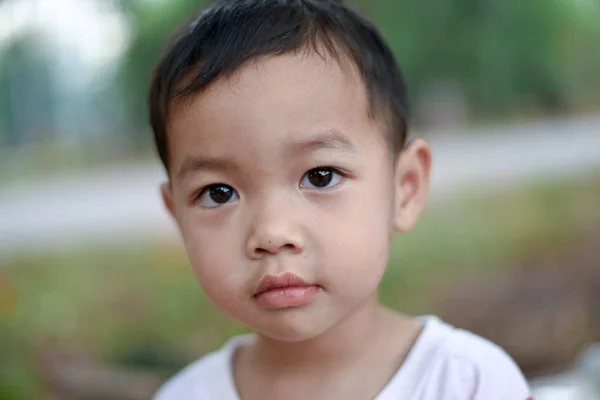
[161,51,432,399]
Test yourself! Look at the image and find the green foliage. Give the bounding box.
[373,0,599,115]
[116,0,206,144]
[115,0,600,133]
[0,35,54,146]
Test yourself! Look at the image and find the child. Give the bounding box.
[150,0,532,398]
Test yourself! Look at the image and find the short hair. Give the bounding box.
[149,0,409,172]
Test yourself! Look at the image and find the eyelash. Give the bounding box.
[300,166,347,190]
[192,184,235,205]
[191,166,348,206]
[310,166,346,176]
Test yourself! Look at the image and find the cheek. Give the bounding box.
[330,215,391,288]
[319,181,394,293]
[179,219,246,306]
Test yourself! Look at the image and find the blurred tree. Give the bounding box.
[0,35,55,147]
[115,0,600,138]
[0,61,12,146]
[115,0,205,150]
[558,0,600,108]
[374,0,585,119]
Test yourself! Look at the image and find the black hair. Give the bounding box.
[149,0,408,172]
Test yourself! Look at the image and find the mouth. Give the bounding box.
[253,272,320,309]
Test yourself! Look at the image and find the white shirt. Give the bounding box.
[154,316,532,400]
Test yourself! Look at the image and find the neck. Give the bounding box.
[251,295,393,372]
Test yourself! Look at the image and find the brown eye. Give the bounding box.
[300,168,343,189]
[197,184,238,207]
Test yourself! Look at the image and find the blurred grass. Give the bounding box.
[1,176,599,397]
[382,176,600,311]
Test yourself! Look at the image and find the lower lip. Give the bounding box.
[255,286,320,309]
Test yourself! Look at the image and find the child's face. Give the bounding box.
[162,52,430,341]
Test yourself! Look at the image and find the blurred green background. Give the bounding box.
[1,0,600,399]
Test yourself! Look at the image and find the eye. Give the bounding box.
[300,167,344,190]
[196,184,238,208]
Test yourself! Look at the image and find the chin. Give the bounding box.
[249,309,335,342]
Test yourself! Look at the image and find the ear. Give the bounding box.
[160,182,176,218]
[392,139,432,233]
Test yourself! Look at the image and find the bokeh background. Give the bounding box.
[1,0,600,399]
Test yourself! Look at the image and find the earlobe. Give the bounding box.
[160,182,176,218]
[392,139,432,233]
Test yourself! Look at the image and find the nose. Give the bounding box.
[245,199,304,259]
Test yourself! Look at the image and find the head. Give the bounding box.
[150,0,431,341]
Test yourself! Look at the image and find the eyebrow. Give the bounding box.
[175,157,238,183]
[288,129,357,156]
[175,130,356,182]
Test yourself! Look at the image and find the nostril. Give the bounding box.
[281,243,302,254]
[254,243,298,256]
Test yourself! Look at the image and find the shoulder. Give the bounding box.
[425,318,531,399]
[153,335,249,400]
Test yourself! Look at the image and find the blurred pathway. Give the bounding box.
[1,116,599,255]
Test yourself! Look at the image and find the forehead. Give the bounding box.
[166,52,385,171]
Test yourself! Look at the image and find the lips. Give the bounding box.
[253,272,320,309]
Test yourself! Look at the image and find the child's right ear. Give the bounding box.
[160,182,176,218]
